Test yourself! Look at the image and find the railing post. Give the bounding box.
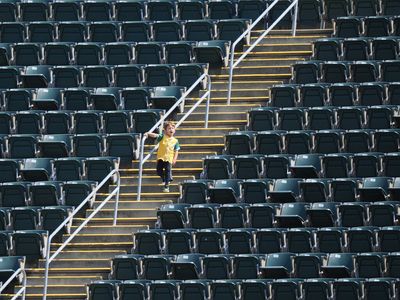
[136,134,146,201]
[292,0,299,36]
[42,237,51,300]
[113,172,120,226]
[205,75,211,128]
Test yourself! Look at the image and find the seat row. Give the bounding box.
[333,16,400,38]
[0,110,164,135]
[224,130,400,155]
[0,156,117,183]
[247,107,397,132]
[0,132,139,160]
[134,226,400,255]
[0,0,272,22]
[0,88,173,112]
[181,175,400,203]
[87,276,400,300]
[202,153,400,180]
[159,199,399,229]
[268,82,400,108]
[0,64,207,89]
[0,20,249,43]
[292,60,400,84]
[0,206,72,232]
[313,37,400,61]
[0,231,46,262]
[107,251,400,281]
[0,180,97,209]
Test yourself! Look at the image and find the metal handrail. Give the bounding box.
[0,267,26,300]
[136,74,211,201]
[227,0,299,104]
[42,168,121,300]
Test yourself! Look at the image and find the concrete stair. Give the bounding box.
[8,28,332,300]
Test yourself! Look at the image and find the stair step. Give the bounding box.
[121,166,204,174]
[69,225,149,234]
[17,285,87,296]
[244,43,312,52]
[85,208,158,219]
[234,50,312,57]
[237,57,305,66]
[1,293,86,299]
[131,159,203,169]
[27,275,101,285]
[178,112,246,121]
[39,258,112,269]
[253,28,333,36]
[139,152,215,160]
[93,200,170,209]
[98,191,180,198]
[50,241,132,250]
[52,250,126,259]
[111,184,178,193]
[208,87,274,97]
[28,267,110,275]
[72,216,157,225]
[215,65,291,75]
[212,74,291,81]
[254,35,329,43]
[185,104,259,112]
[175,127,239,135]
[180,119,246,127]
[120,175,195,184]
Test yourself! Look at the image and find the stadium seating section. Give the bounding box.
[1,0,400,298]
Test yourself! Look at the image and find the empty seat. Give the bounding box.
[165,229,194,255]
[292,62,319,84]
[28,22,54,42]
[275,202,308,228]
[51,0,80,21]
[82,0,111,21]
[225,131,255,155]
[342,38,368,61]
[21,158,52,181]
[266,0,292,28]
[358,177,390,202]
[247,108,276,131]
[321,62,347,83]
[43,43,72,66]
[261,253,294,279]
[313,38,340,61]
[264,154,291,179]
[328,83,355,106]
[114,65,142,88]
[232,254,261,279]
[269,179,301,203]
[255,228,283,254]
[365,16,390,37]
[277,108,304,131]
[41,206,72,233]
[285,132,311,155]
[12,230,47,261]
[132,109,162,133]
[87,280,119,300]
[195,228,224,254]
[1,23,25,44]
[179,280,209,300]
[225,229,253,254]
[153,21,182,42]
[332,278,362,300]
[369,202,397,227]
[74,111,101,134]
[121,21,150,42]
[0,256,25,283]
[334,17,361,38]
[0,182,29,207]
[0,159,20,183]
[175,63,206,89]
[234,155,262,179]
[85,157,117,186]
[383,153,400,179]
[247,203,275,227]
[44,112,71,134]
[179,179,211,204]
[300,84,327,108]
[378,226,400,252]
[63,180,95,208]
[3,89,31,111]
[286,228,315,253]
[133,229,165,255]
[147,0,175,21]
[0,1,17,22]
[171,253,203,279]
[73,134,103,157]
[352,0,379,16]
[270,85,297,108]
[367,106,392,129]
[346,226,377,252]
[110,254,143,280]
[7,135,38,159]
[165,42,193,64]
[19,0,48,21]
[374,130,399,153]
[255,131,283,155]
[0,112,12,134]
[201,155,233,180]
[217,19,249,44]
[51,66,80,88]
[300,179,329,203]
[145,64,172,87]
[188,205,218,232]
[323,0,349,24]
[194,40,229,67]
[57,22,86,42]
[115,1,144,21]
[381,60,400,82]
[142,255,173,280]
[38,134,72,158]
[121,88,150,110]
[290,154,322,178]
[336,107,363,130]
[208,0,236,19]
[177,0,205,20]
[209,179,241,204]
[74,43,102,65]
[372,38,398,60]
[157,203,189,229]
[308,202,338,228]
[12,43,40,66]
[11,207,39,230]
[30,181,61,206]
[350,62,377,83]
[297,0,322,28]
[103,111,130,134]
[363,278,395,300]
[294,253,325,278]
[150,86,185,112]
[339,202,366,227]
[316,227,344,253]
[106,133,139,166]
[321,253,354,278]
[89,22,118,43]
[218,204,247,229]
[91,87,121,110]
[344,130,370,153]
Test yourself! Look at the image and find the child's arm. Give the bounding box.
[172,150,179,166]
[145,132,159,139]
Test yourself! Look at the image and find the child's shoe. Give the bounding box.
[163,185,170,193]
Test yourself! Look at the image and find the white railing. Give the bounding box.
[227,0,299,104]
[42,168,121,300]
[0,267,26,300]
[136,73,211,201]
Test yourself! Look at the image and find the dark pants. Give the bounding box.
[156,159,172,185]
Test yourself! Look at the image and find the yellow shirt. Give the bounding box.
[156,133,180,163]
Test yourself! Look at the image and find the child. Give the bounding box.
[145,121,180,192]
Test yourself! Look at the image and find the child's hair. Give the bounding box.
[163,121,176,130]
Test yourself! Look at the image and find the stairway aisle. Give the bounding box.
[7,28,331,299]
